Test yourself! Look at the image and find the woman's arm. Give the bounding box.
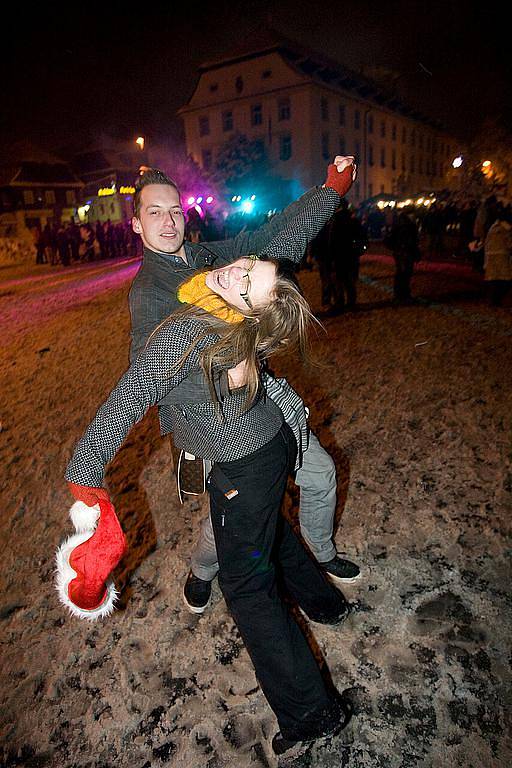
[65,318,216,487]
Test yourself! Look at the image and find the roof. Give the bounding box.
[196,38,442,129]
[9,162,83,187]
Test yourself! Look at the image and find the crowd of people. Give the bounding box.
[34,219,140,266]
[36,188,511,307]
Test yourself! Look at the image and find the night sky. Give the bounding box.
[2,0,510,161]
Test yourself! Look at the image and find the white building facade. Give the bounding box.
[179,44,461,205]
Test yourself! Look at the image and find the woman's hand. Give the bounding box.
[68,482,111,508]
[324,155,357,197]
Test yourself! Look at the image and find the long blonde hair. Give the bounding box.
[156,259,317,410]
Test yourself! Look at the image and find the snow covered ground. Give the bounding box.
[0,252,510,768]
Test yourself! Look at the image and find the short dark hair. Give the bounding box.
[133,168,180,217]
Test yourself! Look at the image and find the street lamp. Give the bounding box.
[452,156,463,168]
[136,136,145,151]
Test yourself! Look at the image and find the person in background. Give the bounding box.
[483,206,512,306]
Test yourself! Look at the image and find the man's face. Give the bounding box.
[132,184,186,256]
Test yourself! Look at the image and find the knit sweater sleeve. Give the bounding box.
[258,186,341,263]
[65,318,216,486]
[205,186,340,264]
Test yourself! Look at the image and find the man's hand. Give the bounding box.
[324,155,357,197]
[68,482,111,508]
[228,359,250,390]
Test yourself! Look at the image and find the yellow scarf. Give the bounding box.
[177,272,244,324]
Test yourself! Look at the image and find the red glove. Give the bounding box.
[324,163,355,197]
[68,482,111,508]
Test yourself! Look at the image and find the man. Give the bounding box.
[128,163,361,613]
[387,210,420,303]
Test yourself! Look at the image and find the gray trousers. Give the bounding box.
[191,431,337,580]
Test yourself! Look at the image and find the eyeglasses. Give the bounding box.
[239,256,257,310]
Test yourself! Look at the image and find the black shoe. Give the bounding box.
[183,571,212,614]
[305,598,351,626]
[321,555,361,584]
[272,696,353,755]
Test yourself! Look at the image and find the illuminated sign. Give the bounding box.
[98,187,116,196]
[120,186,135,194]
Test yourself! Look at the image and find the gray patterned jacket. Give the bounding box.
[66,186,340,484]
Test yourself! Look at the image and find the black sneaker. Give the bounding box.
[272,695,353,755]
[183,571,212,614]
[321,555,361,584]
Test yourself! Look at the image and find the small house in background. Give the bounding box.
[0,162,83,240]
[70,149,140,224]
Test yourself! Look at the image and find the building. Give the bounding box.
[70,149,143,224]
[178,42,462,207]
[0,162,83,239]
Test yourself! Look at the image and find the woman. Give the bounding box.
[65,254,352,755]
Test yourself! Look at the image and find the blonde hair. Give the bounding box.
[156,259,317,411]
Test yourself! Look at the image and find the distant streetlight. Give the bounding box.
[482,160,491,167]
[452,156,463,168]
[136,136,145,151]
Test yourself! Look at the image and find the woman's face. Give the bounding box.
[205,258,277,311]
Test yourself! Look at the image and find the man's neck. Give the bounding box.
[144,244,188,263]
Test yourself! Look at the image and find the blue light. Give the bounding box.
[196,196,203,204]
[242,200,254,214]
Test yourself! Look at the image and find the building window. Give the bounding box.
[380,184,385,193]
[23,190,34,205]
[419,133,424,149]
[380,147,386,168]
[209,83,218,93]
[380,120,386,138]
[321,132,330,160]
[410,155,415,173]
[402,126,407,144]
[392,148,396,171]
[339,136,346,155]
[278,98,291,121]
[368,183,373,197]
[432,160,437,176]
[368,143,374,166]
[367,114,374,134]
[65,190,76,205]
[321,97,329,121]
[402,153,406,171]
[235,76,244,94]
[199,116,210,137]
[426,159,431,175]
[419,156,423,174]
[262,69,272,79]
[426,136,431,152]
[355,141,361,161]
[202,149,212,170]
[392,123,397,141]
[339,103,346,126]
[279,134,292,161]
[411,129,416,147]
[222,110,233,132]
[354,110,360,130]
[45,190,56,204]
[251,104,262,126]
[355,182,360,199]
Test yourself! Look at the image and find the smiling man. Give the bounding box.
[128,166,361,614]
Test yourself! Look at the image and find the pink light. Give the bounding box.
[187,196,195,205]
[194,204,202,214]
[206,196,214,204]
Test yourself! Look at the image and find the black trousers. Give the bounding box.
[208,423,347,740]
